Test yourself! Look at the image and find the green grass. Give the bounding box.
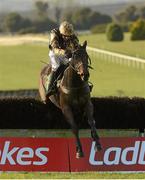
[0,172,145,179]
[0,34,145,97]
[0,44,48,90]
[80,33,145,97]
[0,129,140,137]
[79,33,145,58]
[89,54,145,97]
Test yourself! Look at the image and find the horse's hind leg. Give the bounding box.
[62,106,84,158]
[86,101,102,151]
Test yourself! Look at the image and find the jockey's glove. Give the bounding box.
[65,50,72,59]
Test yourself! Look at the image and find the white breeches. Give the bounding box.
[49,50,69,71]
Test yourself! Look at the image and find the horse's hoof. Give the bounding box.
[76,151,84,159]
[94,143,102,152]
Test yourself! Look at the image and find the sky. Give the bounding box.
[77,0,145,5]
[0,0,144,12]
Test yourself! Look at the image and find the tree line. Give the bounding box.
[0,1,112,34]
[115,5,145,24]
[0,1,145,41]
[105,19,145,42]
[92,5,145,41]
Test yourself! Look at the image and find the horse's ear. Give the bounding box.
[82,40,87,49]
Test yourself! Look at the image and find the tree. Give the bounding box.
[106,23,124,41]
[3,12,33,33]
[34,1,57,33]
[55,7,61,24]
[62,8,112,30]
[115,12,127,24]
[140,7,145,19]
[90,12,112,25]
[130,19,145,40]
[125,6,138,21]
[71,8,92,29]
[61,10,73,23]
[115,5,138,23]
[4,12,24,33]
[33,17,57,32]
[35,1,49,18]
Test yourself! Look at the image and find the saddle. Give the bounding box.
[39,64,93,103]
[39,64,67,102]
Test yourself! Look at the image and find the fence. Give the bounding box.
[87,46,145,69]
[0,91,145,136]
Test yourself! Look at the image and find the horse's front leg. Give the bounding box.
[62,105,84,158]
[85,101,102,151]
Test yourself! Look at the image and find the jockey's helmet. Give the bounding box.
[59,21,74,36]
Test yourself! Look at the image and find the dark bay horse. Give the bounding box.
[39,41,102,158]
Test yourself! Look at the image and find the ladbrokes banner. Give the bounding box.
[0,137,69,172]
[69,138,145,172]
[0,137,144,172]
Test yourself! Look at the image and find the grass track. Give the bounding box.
[89,54,145,97]
[0,172,145,179]
[79,33,145,58]
[0,44,145,97]
[0,129,140,137]
[0,44,47,90]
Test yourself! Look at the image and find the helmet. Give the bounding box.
[59,21,74,36]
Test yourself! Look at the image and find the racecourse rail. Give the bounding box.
[1,36,145,68]
[87,47,145,69]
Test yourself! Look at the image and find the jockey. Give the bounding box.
[47,21,80,97]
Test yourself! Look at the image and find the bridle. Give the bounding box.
[68,48,92,80]
[60,47,91,93]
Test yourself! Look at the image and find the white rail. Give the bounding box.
[87,46,145,69]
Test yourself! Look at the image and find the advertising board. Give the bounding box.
[69,138,145,172]
[0,137,69,172]
[0,137,144,172]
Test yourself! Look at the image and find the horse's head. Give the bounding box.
[70,41,90,81]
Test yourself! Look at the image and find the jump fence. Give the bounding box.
[0,90,145,172]
[0,90,144,135]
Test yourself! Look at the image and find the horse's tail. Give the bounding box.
[39,74,46,103]
[39,65,51,102]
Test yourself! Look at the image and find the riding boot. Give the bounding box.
[46,71,57,98]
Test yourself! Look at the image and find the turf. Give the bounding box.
[0,44,48,90]
[89,53,145,97]
[79,33,145,59]
[0,34,145,97]
[0,172,145,179]
[0,129,140,137]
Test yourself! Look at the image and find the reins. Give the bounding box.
[69,49,93,72]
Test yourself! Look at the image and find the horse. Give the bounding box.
[39,41,102,158]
